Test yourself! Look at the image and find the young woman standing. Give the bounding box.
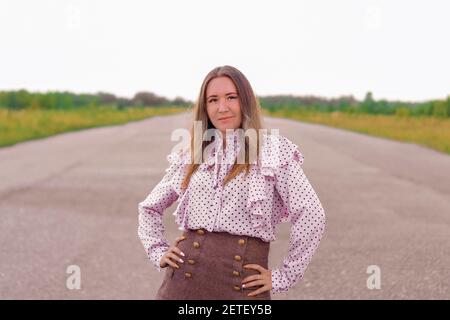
[138,65,326,300]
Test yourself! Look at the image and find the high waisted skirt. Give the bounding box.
[155,228,271,300]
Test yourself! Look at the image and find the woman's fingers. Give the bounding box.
[163,253,181,269]
[167,252,184,264]
[241,274,263,284]
[247,285,270,297]
[165,259,180,269]
[160,248,184,269]
[243,264,266,273]
[171,246,185,257]
[174,235,186,245]
[242,279,265,288]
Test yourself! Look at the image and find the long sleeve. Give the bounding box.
[137,154,183,272]
[270,148,326,294]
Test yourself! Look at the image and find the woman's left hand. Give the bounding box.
[241,264,272,297]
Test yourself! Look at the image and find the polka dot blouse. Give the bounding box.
[138,130,326,295]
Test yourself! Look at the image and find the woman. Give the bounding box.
[138,65,326,300]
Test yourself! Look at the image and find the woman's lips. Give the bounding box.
[219,116,233,121]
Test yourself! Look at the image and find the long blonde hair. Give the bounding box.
[181,65,265,190]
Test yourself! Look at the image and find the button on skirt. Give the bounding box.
[155,228,271,300]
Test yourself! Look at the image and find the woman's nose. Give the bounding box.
[218,100,229,111]
[219,103,228,113]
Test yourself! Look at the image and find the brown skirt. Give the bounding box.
[155,228,271,300]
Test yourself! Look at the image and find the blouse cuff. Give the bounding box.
[270,268,292,294]
[149,245,170,273]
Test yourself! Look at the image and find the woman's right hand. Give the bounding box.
[159,235,186,269]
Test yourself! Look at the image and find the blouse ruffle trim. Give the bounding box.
[247,134,305,228]
[166,149,192,230]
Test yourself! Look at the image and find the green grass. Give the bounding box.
[262,108,450,155]
[2,106,449,155]
[0,106,188,148]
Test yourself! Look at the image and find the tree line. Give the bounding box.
[259,92,450,118]
[1,89,449,118]
[0,90,192,110]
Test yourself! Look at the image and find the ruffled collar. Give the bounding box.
[200,130,241,188]
[168,129,288,177]
[168,130,302,202]
[204,129,242,167]
[167,129,244,169]
[201,130,278,173]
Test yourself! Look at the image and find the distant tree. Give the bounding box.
[117,98,131,110]
[173,96,190,106]
[132,91,169,106]
[360,91,376,113]
[98,92,117,105]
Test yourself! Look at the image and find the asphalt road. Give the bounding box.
[0,112,449,299]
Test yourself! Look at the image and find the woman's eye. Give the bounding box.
[208,96,236,103]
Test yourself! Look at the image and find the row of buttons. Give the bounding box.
[234,237,246,291]
[184,229,205,278]
[184,229,247,294]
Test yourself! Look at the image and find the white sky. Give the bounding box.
[0,0,449,102]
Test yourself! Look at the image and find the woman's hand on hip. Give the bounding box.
[159,235,186,269]
[241,264,272,297]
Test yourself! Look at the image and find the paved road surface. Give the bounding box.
[0,112,449,299]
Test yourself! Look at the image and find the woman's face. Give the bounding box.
[205,76,242,137]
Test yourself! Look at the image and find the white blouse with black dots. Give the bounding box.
[138,130,326,295]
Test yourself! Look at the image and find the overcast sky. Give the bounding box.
[0,0,449,102]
